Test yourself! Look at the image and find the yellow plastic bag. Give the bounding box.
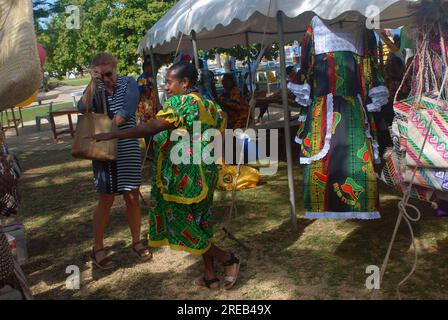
[217,164,261,191]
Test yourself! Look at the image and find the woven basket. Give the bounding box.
[0,131,20,217]
[0,0,42,111]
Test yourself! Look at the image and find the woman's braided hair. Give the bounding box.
[168,61,199,93]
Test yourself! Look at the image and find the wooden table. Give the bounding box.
[1,107,22,136]
[49,108,79,143]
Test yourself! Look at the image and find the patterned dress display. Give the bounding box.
[289,16,389,219]
[137,74,158,122]
[148,93,225,254]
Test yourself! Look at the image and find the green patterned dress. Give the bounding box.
[289,16,389,219]
[148,93,225,255]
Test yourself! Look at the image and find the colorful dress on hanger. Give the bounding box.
[148,93,225,254]
[218,87,250,129]
[137,74,158,122]
[289,16,389,219]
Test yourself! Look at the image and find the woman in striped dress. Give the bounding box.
[78,53,151,269]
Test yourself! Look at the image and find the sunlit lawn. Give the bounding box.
[49,77,91,87]
[1,102,75,127]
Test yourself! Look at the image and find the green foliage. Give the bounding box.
[203,43,280,63]
[34,0,282,77]
[34,0,176,77]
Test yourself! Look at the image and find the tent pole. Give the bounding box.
[378,39,385,74]
[276,11,297,228]
[245,32,253,93]
[191,30,200,70]
[149,47,161,110]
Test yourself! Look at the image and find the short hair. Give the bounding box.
[90,52,118,68]
[168,62,198,86]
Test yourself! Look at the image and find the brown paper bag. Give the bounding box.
[72,88,118,161]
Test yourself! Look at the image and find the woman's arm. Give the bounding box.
[90,118,174,142]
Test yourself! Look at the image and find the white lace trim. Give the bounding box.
[300,93,334,165]
[288,82,312,107]
[366,86,389,112]
[312,16,365,55]
[305,211,381,220]
[295,116,307,145]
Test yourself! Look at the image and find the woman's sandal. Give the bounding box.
[131,241,153,261]
[223,253,241,290]
[90,248,115,270]
[192,276,221,290]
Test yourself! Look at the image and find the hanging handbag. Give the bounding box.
[71,87,118,161]
[0,0,42,110]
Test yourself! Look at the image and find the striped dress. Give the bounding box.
[79,76,142,194]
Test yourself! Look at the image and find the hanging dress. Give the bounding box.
[137,74,158,122]
[289,16,389,219]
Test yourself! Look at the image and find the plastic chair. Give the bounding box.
[35,102,53,131]
[71,91,84,108]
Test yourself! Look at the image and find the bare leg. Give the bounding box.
[203,255,216,280]
[93,193,115,251]
[204,244,231,264]
[204,244,239,288]
[124,189,151,259]
[123,189,142,244]
[194,253,219,289]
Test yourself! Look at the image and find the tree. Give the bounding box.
[203,43,280,65]
[34,0,176,77]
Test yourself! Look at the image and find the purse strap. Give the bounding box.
[100,87,108,115]
[85,83,108,115]
[395,24,448,104]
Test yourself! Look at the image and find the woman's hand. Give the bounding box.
[86,132,115,142]
[113,115,126,126]
[90,67,102,84]
[82,67,102,106]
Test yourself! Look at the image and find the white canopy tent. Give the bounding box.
[138,0,420,55]
[138,0,423,227]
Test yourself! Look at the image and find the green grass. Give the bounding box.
[1,102,74,126]
[50,76,90,87]
[11,147,448,300]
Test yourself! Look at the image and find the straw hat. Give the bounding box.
[0,0,42,111]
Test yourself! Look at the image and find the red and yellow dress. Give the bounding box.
[219,87,250,129]
[137,74,158,122]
